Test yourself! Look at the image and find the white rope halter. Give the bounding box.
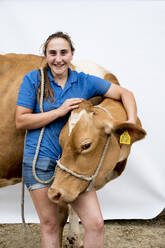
[56,105,112,192]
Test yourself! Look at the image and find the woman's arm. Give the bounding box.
[104,84,137,124]
[16,98,82,130]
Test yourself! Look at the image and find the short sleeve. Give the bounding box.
[16,71,39,110]
[85,74,111,99]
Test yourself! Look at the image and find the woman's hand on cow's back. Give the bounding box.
[57,98,83,117]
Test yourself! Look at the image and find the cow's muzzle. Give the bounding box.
[48,187,77,204]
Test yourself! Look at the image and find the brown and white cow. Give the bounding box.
[48,89,146,204]
[0,53,146,247]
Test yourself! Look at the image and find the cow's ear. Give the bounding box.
[88,96,104,106]
[112,122,146,144]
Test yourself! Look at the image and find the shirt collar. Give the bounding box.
[48,67,77,84]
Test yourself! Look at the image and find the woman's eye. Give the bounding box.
[61,50,68,55]
[81,143,91,151]
[49,50,57,55]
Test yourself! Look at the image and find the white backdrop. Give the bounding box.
[0,0,165,223]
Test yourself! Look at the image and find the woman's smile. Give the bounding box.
[46,37,73,80]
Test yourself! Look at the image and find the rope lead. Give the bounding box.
[21,67,54,229]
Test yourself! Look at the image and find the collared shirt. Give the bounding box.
[17,68,111,161]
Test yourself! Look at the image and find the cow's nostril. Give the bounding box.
[48,187,65,203]
[49,190,63,203]
[54,192,62,201]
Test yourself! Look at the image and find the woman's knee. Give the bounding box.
[41,217,59,233]
[84,216,104,233]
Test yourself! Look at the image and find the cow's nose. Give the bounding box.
[48,187,63,203]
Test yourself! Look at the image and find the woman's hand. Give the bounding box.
[104,84,137,124]
[124,119,137,125]
[58,98,83,117]
[16,98,83,130]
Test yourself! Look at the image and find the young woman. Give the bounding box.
[16,31,137,248]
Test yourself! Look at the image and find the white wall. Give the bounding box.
[0,0,165,223]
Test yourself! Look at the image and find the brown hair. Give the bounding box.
[37,31,75,103]
[43,31,75,56]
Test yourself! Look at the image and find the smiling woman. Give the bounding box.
[15,31,138,248]
[45,34,74,87]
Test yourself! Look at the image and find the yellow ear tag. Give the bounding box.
[120,131,131,145]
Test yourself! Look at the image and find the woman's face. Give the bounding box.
[46,37,74,79]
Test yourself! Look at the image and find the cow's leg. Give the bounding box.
[66,205,83,248]
[58,203,69,248]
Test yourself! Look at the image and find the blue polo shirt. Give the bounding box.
[17,68,111,161]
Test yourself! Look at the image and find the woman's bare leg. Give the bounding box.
[71,189,104,248]
[30,187,60,248]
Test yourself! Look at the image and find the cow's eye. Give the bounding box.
[81,143,91,151]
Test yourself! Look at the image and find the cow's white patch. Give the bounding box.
[69,109,87,136]
[118,149,129,162]
[118,156,125,163]
[104,121,113,134]
[72,60,109,79]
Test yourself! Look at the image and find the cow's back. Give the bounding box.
[0,54,45,185]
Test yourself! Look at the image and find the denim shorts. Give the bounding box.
[22,156,57,191]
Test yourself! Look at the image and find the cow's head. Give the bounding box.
[48,100,146,204]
